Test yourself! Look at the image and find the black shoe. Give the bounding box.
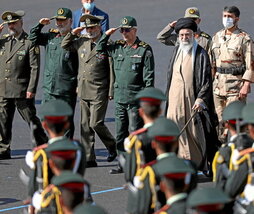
[109,166,123,174]
[107,151,117,162]
[86,160,97,168]
[0,152,11,160]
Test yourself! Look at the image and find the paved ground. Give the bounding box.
[0,0,254,213]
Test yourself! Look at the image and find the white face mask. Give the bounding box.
[223,17,234,29]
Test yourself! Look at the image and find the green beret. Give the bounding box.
[135,87,166,103]
[74,204,108,214]
[148,117,180,142]
[80,14,103,27]
[38,99,73,120]
[119,16,137,28]
[222,101,245,121]
[51,171,86,187]
[242,103,254,124]
[187,187,230,211]
[1,10,25,24]
[154,156,194,178]
[52,8,72,20]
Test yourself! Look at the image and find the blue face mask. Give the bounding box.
[83,2,95,12]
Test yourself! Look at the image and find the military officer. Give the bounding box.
[29,8,78,138]
[0,10,48,159]
[61,14,116,167]
[96,16,155,173]
[210,6,254,142]
[212,101,252,189]
[157,7,212,52]
[123,87,166,177]
[186,187,230,214]
[126,117,196,214]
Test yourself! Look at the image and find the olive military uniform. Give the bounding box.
[157,7,212,52]
[29,8,78,138]
[61,14,116,163]
[0,11,48,158]
[96,16,155,153]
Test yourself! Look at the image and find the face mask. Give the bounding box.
[223,17,234,29]
[83,2,95,12]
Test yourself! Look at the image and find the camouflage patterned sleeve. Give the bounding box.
[242,34,254,82]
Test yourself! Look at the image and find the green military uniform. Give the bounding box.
[34,171,90,214]
[26,100,86,213]
[126,117,195,214]
[124,87,166,182]
[187,187,230,214]
[212,101,253,189]
[0,10,48,159]
[157,7,212,52]
[29,8,78,138]
[61,14,116,163]
[96,16,155,153]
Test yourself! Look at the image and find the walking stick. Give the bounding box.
[179,109,198,136]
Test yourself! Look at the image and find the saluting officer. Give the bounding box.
[29,8,78,138]
[61,14,116,167]
[96,16,155,173]
[210,6,254,142]
[0,10,48,159]
[157,7,212,52]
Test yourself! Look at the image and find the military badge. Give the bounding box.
[18,56,23,60]
[85,18,91,25]
[189,9,196,14]
[57,8,64,15]
[122,18,128,25]
[7,14,12,21]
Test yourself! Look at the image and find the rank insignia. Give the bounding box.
[189,9,196,14]
[57,8,64,15]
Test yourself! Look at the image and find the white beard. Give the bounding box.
[179,42,193,54]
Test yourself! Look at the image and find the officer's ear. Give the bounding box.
[151,140,157,149]
[138,107,144,117]
[159,180,167,193]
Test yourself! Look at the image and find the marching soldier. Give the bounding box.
[96,16,155,174]
[123,87,166,180]
[157,7,212,52]
[61,14,116,167]
[29,8,78,138]
[0,10,48,159]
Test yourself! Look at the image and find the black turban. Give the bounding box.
[174,18,197,34]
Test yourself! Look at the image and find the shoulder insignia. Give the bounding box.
[131,127,148,136]
[201,32,211,39]
[49,28,59,34]
[116,39,125,45]
[139,41,148,48]
[33,143,48,151]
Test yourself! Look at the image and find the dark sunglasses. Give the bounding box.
[119,28,132,33]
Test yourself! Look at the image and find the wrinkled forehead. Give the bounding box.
[179,28,193,34]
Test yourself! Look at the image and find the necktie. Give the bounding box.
[91,42,96,50]
[10,38,17,51]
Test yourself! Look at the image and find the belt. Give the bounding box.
[216,67,244,75]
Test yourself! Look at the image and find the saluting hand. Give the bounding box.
[72,27,85,35]
[169,20,177,28]
[39,18,51,26]
[0,23,4,34]
[105,28,118,36]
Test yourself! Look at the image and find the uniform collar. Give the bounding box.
[157,152,176,160]
[143,122,153,129]
[167,193,187,205]
[48,136,67,144]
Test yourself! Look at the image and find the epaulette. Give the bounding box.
[239,148,254,157]
[237,30,252,40]
[33,143,48,151]
[201,31,211,39]
[49,28,59,33]
[131,127,147,136]
[139,41,148,48]
[116,39,125,45]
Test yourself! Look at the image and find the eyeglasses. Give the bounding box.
[119,28,132,33]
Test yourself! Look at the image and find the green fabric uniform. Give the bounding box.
[0,12,48,157]
[29,18,78,138]
[96,27,155,153]
[61,16,116,162]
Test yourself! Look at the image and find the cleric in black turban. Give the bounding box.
[174,17,197,34]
